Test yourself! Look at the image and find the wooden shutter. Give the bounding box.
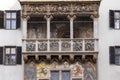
[0,11,4,28]
[16,10,21,29]
[109,10,115,28]
[0,47,3,64]
[109,46,115,64]
[16,47,22,64]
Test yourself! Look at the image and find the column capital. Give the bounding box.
[44,15,53,21]
[90,11,99,19]
[67,14,76,21]
[22,14,30,20]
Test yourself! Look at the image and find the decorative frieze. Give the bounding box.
[21,3,100,16]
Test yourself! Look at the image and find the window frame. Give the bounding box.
[110,46,120,65]
[5,11,17,30]
[4,46,17,65]
[110,10,120,29]
[114,46,120,65]
[50,69,71,80]
[0,10,21,30]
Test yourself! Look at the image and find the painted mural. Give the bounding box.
[36,62,49,79]
[27,24,46,38]
[27,23,93,39]
[72,63,84,78]
[74,23,93,38]
[84,62,97,80]
[24,62,36,80]
[24,61,96,80]
[50,23,93,38]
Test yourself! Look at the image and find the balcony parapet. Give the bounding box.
[22,38,98,53]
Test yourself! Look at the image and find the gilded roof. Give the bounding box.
[19,0,101,2]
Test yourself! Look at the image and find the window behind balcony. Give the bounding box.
[51,16,70,38]
[74,17,93,38]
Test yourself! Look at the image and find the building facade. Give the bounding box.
[0,0,120,80]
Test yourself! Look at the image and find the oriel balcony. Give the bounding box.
[22,16,99,53]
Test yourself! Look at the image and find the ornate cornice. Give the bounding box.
[23,53,98,64]
[21,2,100,17]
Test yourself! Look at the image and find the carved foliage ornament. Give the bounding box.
[22,3,99,16]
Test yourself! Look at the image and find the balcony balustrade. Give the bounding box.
[22,38,98,53]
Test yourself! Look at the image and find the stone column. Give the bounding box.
[91,13,99,51]
[22,15,30,39]
[91,12,99,38]
[93,18,98,38]
[44,15,53,39]
[67,15,76,39]
[44,15,53,51]
[68,15,76,51]
[22,15,30,52]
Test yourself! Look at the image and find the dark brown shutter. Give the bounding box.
[16,10,21,29]
[0,11,4,28]
[109,10,115,28]
[16,47,22,64]
[109,46,115,64]
[0,47,3,64]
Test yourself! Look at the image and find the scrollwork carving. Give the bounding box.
[26,41,36,51]
[38,41,47,51]
[73,41,82,51]
[61,41,71,51]
[85,40,94,51]
[50,41,59,51]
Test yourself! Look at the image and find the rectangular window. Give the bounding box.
[109,46,120,65]
[0,46,22,65]
[62,71,70,80]
[109,10,120,29]
[6,12,17,29]
[51,70,70,80]
[5,47,16,65]
[0,10,20,29]
[51,71,59,80]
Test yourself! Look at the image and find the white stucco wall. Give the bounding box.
[0,0,23,80]
[99,0,120,80]
[0,0,22,46]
